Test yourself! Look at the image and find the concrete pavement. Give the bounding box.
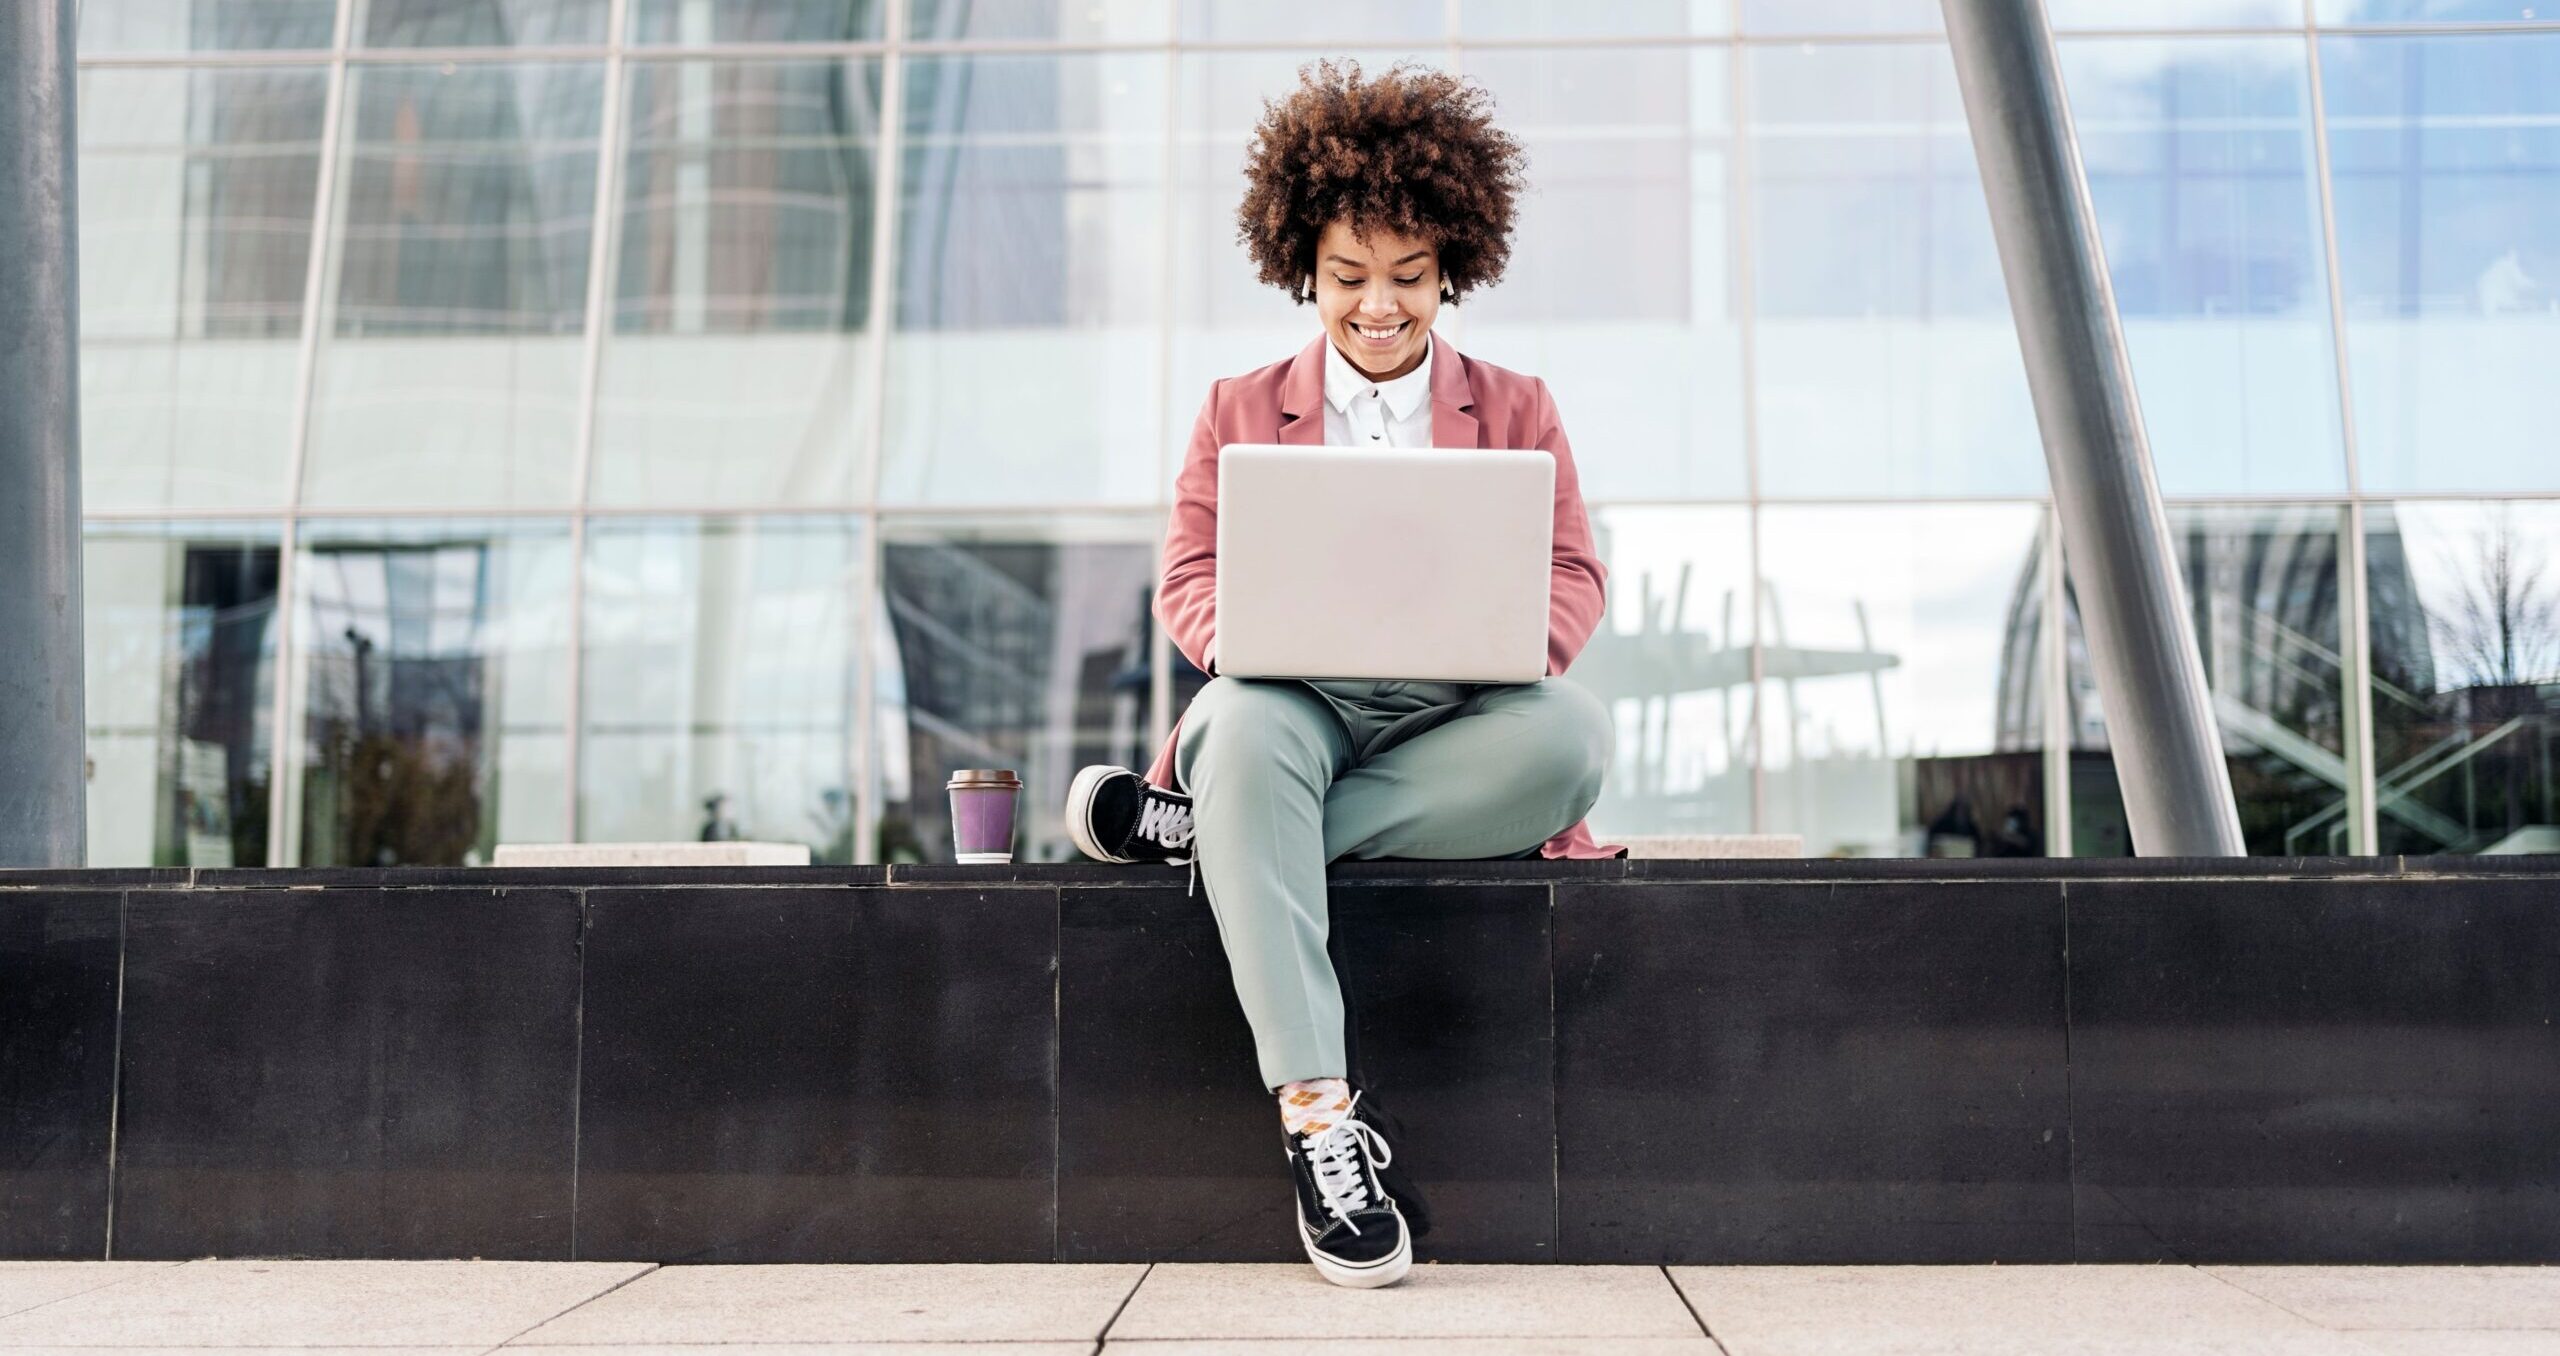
[4,1261,2556,1354]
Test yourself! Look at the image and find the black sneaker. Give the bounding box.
[1064,765,1195,865]
[1286,1092,1413,1289]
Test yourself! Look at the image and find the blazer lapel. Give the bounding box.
[1277,335,1328,446]
[1429,336,1480,448]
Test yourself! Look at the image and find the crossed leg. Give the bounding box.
[1175,676,1611,1086]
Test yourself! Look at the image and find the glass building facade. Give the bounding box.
[74,0,2560,866]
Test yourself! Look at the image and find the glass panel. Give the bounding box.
[290,518,572,866]
[883,54,1168,506]
[630,0,884,43]
[1574,506,1757,843]
[83,523,282,869]
[2321,34,2560,492]
[875,523,1157,862]
[2365,501,2560,855]
[1749,42,2043,498]
[594,59,883,508]
[1169,49,1440,482]
[304,62,604,509]
[1740,0,2301,36]
[1759,505,2051,858]
[907,0,1170,42]
[2051,0,2303,26]
[359,0,610,47]
[2059,37,2347,494]
[1180,1,1443,43]
[580,518,868,859]
[1457,0,1730,38]
[77,66,326,511]
[1738,0,1940,35]
[1460,47,1747,500]
[79,0,338,52]
[2317,1,2560,22]
[2065,504,2348,856]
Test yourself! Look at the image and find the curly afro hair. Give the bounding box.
[1237,60,1527,306]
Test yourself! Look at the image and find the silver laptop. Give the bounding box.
[1214,443,1553,684]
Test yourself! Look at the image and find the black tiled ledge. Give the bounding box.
[9,854,2543,894]
[3,857,2555,1264]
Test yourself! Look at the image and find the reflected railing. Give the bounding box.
[2197,596,2560,856]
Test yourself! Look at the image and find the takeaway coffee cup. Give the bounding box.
[947,769,1023,864]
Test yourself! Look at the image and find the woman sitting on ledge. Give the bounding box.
[1061,60,1619,1289]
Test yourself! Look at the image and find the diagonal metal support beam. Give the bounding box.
[1941,0,2246,857]
[0,0,86,868]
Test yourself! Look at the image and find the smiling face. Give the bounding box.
[1313,219,1441,382]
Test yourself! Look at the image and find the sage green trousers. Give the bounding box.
[1173,675,1612,1087]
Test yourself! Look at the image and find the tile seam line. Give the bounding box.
[1546,878,1563,1262]
[568,888,589,1260]
[1662,1263,1732,1354]
[488,1261,661,1348]
[2195,1264,2342,1331]
[1052,884,1063,1265]
[102,890,129,1259]
[1092,1260,1154,1352]
[0,1260,195,1323]
[2061,878,2077,1262]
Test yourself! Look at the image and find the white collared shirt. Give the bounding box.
[1323,334,1434,449]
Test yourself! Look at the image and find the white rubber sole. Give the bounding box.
[1302,1209,1413,1289]
[1062,764,1125,864]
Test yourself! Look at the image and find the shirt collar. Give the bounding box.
[1323,332,1434,422]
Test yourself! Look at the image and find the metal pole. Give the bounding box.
[0,0,87,869]
[1941,0,2246,856]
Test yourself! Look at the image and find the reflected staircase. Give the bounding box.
[2207,604,2558,855]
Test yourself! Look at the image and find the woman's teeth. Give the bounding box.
[1356,322,1406,341]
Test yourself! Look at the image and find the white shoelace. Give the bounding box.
[1304,1098,1393,1234]
[1136,796,1194,850]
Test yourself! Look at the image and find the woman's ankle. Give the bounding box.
[1275,1076,1353,1135]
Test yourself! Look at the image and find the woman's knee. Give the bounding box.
[1181,678,1336,770]
[1520,677,1613,803]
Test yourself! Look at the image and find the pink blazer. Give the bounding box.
[1145,335,1624,860]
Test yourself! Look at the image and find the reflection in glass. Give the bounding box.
[2365,502,2560,855]
[78,66,326,510]
[1573,507,1756,842]
[630,0,883,43]
[2316,0,2557,22]
[1749,42,2043,498]
[304,62,603,509]
[2051,0,2301,25]
[1742,3,2306,44]
[83,524,281,868]
[2061,38,2346,495]
[1457,1,1729,38]
[1738,0,1939,34]
[2321,34,2560,492]
[292,519,572,866]
[359,0,610,47]
[2067,505,2347,855]
[1758,505,2049,858]
[907,0,1169,42]
[595,59,882,508]
[876,527,1157,862]
[1461,46,1747,501]
[1180,1,1443,43]
[581,518,866,859]
[884,54,1167,506]
[79,0,338,52]
[1169,49,1438,478]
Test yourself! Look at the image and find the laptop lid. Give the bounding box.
[1214,444,1554,684]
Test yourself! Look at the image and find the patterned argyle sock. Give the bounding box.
[1276,1076,1354,1137]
